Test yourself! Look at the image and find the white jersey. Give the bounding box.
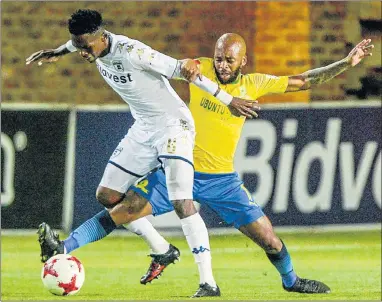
[66,32,193,129]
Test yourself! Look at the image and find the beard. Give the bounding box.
[214,65,242,84]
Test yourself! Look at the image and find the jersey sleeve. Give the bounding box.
[172,57,213,82]
[65,40,77,53]
[125,42,178,78]
[249,74,288,98]
[195,57,214,78]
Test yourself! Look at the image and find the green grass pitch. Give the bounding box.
[1,230,381,300]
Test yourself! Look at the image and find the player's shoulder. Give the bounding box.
[196,57,213,64]
[194,57,212,68]
[242,72,283,83]
[195,57,214,74]
[111,34,150,56]
[243,72,272,79]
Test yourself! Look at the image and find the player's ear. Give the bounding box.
[241,55,247,68]
[101,33,108,44]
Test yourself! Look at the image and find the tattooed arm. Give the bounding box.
[285,39,374,92]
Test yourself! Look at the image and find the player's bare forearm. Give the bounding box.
[26,43,72,65]
[286,39,373,92]
[286,58,351,91]
[303,58,350,87]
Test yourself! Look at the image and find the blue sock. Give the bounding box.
[63,210,116,253]
[266,241,297,288]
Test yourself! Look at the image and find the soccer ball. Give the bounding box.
[41,254,85,296]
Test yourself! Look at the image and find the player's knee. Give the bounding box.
[108,191,149,225]
[123,190,148,213]
[259,217,282,253]
[172,199,197,218]
[96,186,125,209]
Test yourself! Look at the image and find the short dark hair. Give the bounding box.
[68,9,103,35]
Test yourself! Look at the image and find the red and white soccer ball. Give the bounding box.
[41,254,85,296]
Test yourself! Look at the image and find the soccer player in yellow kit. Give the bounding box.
[39,33,373,297]
[129,34,372,295]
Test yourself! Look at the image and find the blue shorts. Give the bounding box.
[131,170,264,229]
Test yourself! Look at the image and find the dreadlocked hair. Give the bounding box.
[68,9,103,35]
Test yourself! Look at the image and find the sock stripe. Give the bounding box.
[64,210,116,253]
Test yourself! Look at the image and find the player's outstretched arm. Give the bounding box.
[286,39,374,92]
[26,41,75,66]
[128,46,259,118]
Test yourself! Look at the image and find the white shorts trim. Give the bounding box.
[99,119,195,194]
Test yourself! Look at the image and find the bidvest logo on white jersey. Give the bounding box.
[96,63,132,84]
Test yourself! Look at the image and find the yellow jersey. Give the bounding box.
[190,57,288,173]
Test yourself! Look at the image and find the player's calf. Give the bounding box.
[240,215,282,253]
[109,190,151,225]
[240,217,331,294]
[163,158,217,290]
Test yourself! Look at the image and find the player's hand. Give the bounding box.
[346,39,374,67]
[180,59,202,82]
[26,49,60,66]
[228,98,260,119]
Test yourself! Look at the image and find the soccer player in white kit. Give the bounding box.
[26,9,259,297]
